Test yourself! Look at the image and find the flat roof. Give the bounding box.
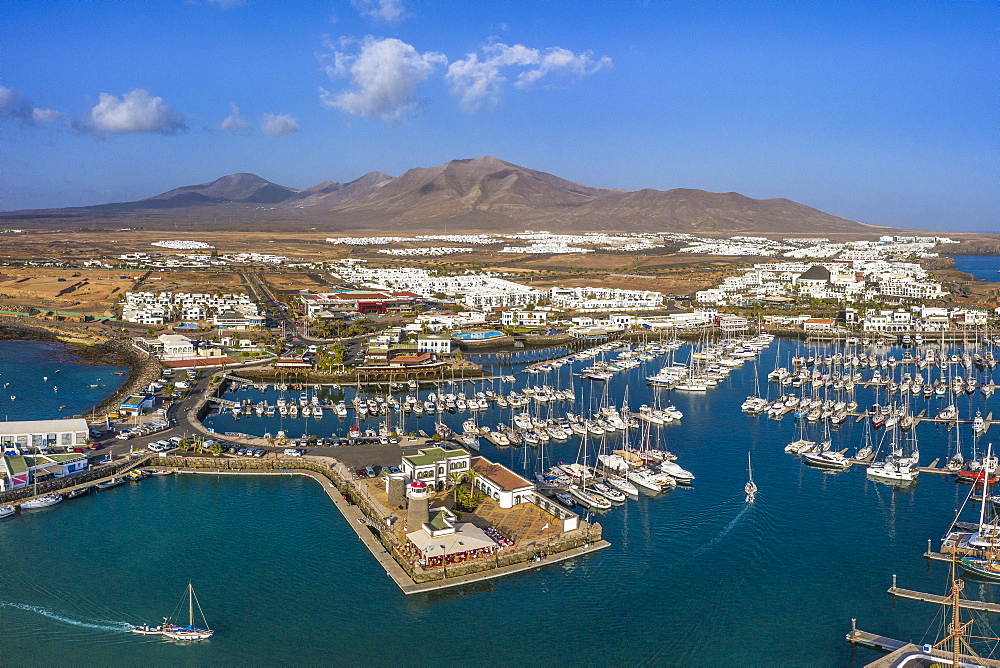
[3,455,27,475]
[0,418,89,436]
[403,447,470,467]
[406,523,496,558]
[47,453,85,462]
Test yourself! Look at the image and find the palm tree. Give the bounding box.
[447,469,467,507]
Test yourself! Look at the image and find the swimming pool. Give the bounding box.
[451,330,506,340]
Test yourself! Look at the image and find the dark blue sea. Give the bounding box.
[2,338,1000,665]
[951,255,1000,282]
[0,339,129,421]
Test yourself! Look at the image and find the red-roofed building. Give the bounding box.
[471,456,536,509]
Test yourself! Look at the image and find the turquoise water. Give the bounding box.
[0,339,129,421]
[452,330,505,340]
[951,255,1000,282]
[4,339,1000,664]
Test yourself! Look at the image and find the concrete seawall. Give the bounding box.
[152,455,609,595]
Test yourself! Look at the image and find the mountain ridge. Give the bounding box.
[1,156,883,234]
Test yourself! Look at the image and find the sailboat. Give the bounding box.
[567,433,613,510]
[132,583,214,640]
[744,451,757,503]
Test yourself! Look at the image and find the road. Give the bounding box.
[92,362,427,470]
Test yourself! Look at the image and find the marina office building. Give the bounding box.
[0,418,91,490]
[0,418,90,452]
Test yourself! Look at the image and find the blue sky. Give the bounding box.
[1,0,996,231]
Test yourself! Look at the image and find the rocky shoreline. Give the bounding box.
[0,318,162,420]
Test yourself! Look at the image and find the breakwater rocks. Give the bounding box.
[92,341,161,417]
[518,333,575,346]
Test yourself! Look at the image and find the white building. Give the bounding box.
[500,310,549,327]
[416,334,453,356]
[400,447,472,490]
[0,418,90,453]
[471,457,537,509]
[549,287,663,311]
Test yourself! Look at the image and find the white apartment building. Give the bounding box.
[500,310,549,327]
[122,290,261,326]
[548,287,663,311]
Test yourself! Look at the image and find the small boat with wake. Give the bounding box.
[745,451,757,503]
[131,583,214,641]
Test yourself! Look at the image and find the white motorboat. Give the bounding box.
[802,450,852,470]
[658,460,695,483]
[0,504,15,519]
[627,467,665,493]
[867,459,917,484]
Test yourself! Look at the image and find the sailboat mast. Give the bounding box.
[950,555,962,666]
[189,583,194,628]
[980,443,993,531]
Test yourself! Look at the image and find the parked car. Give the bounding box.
[283,448,303,457]
[364,466,376,478]
[115,431,132,440]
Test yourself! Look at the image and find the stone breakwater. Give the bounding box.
[154,455,604,591]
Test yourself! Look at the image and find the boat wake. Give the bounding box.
[0,601,132,633]
[692,503,751,557]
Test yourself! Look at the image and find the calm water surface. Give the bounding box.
[3,338,1000,665]
[0,339,128,421]
[951,255,1000,282]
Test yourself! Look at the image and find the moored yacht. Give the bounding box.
[21,493,63,509]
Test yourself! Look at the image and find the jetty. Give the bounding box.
[143,455,610,596]
[847,622,1000,667]
[888,574,1000,613]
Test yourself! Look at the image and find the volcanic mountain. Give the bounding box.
[2,156,880,234]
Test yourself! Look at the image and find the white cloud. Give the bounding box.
[0,85,64,126]
[352,0,406,23]
[31,108,65,124]
[206,0,246,8]
[446,43,612,112]
[75,89,188,136]
[217,102,250,132]
[260,112,299,136]
[515,47,612,87]
[321,36,446,124]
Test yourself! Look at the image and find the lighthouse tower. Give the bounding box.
[406,480,430,529]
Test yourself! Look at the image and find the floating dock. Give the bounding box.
[889,580,1000,614]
